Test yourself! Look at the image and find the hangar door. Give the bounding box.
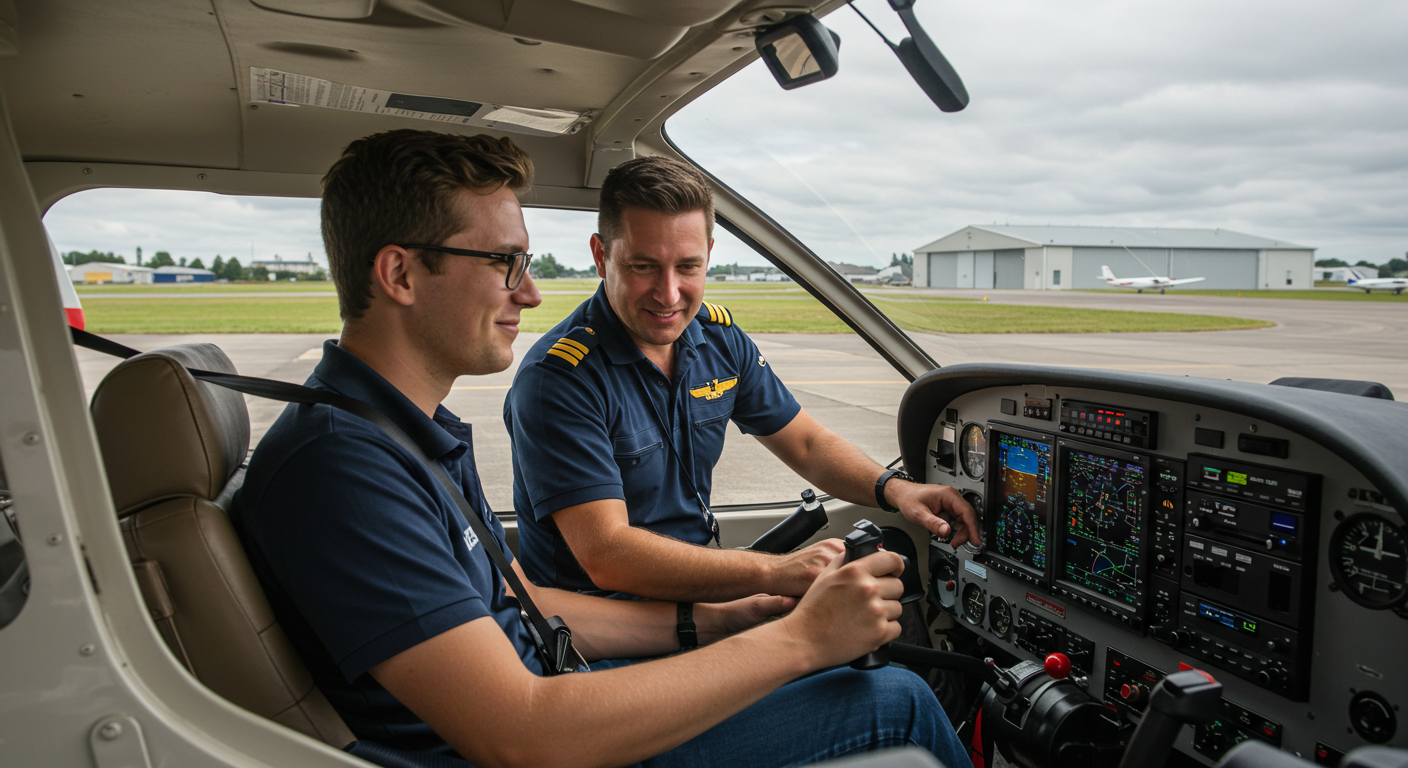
[994,249,1025,288]
[1071,248,1171,289]
[1169,249,1256,289]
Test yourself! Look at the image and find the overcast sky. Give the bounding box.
[43,0,1408,270]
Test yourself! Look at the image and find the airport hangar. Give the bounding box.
[912,225,1315,290]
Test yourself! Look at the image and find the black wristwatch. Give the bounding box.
[874,469,913,513]
[676,602,698,650]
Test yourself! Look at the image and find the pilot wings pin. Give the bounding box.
[689,376,739,400]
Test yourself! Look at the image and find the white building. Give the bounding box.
[828,262,879,283]
[1320,266,1377,282]
[913,225,1315,291]
[251,254,321,275]
[68,262,154,284]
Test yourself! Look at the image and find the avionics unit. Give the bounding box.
[1052,439,1152,633]
[1171,455,1320,700]
[1059,400,1159,450]
[983,425,1055,587]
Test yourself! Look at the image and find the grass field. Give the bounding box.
[79,279,1274,335]
[1084,287,1405,301]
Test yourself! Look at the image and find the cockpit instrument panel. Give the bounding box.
[907,367,1408,763]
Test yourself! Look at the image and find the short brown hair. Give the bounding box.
[597,156,713,256]
[321,129,534,320]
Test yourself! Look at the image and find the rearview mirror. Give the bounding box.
[889,1,968,112]
[755,15,841,91]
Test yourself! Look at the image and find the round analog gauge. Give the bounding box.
[989,596,1012,638]
[1329,513,1408,609]
[962,582,986,625]
[959,424,987,480]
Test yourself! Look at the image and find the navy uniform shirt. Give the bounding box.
[506,284,801,596]
[231,341,544,757]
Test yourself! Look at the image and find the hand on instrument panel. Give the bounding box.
[696,594,798,644]
[779,549,905,670]
[765,538,845,597]
[886,481,983,548]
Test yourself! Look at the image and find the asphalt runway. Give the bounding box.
[73,289,1408,512]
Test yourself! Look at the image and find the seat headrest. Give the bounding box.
[91,344,250,516]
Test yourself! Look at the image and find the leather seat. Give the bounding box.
[90,344,354,748]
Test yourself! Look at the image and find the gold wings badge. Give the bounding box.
[689,376,738,401]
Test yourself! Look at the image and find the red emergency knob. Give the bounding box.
[1044,652,1071,680]
[1120,683,1144,702]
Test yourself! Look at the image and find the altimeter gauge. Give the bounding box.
[960,424,987,480]
[962,582,986,625]
[989,596,1012,638]
[1329,513,1408,609]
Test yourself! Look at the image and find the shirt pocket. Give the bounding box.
[612,425,665,473]
[689,394,736,469]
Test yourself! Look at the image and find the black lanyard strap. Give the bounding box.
[72,327,581,674]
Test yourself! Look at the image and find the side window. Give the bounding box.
[46,187,858,514]
[0,453,27,630]
[1053,269,1062,286]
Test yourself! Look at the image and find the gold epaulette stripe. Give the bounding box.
[703,301,732,326]
[556,337,589,356]
[720,304,732,326]
[545,348,580,367]
[550,341,585,361]
[705,302,718,323]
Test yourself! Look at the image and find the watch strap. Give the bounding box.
[676,602,698,650]
[875,469,912,513]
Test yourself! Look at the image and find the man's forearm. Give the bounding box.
[583,526,784,601]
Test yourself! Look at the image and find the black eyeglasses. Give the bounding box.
[397,244,534,290]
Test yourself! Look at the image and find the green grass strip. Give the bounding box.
[82,292,1273,335]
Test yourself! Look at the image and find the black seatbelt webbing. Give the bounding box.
[73,327,580,674]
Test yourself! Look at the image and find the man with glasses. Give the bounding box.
[505,156,981,610]
[231,129,970,768]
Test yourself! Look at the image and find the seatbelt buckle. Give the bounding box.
[522,611,588,675]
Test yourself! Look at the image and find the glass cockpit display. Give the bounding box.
[1056,442,1149,612]
[985,429,1053,578]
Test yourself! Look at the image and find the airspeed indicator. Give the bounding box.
[1329,513,1408,609]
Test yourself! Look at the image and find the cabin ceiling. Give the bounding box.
[1,0,828,189]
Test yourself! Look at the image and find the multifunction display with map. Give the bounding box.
[1056,441,1149,611]
[984,427,1054,584]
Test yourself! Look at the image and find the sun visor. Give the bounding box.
[249,68,596,137]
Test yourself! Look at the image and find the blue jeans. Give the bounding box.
[592,660,972,768]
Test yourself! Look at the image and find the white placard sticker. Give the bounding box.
[249,68,590,136]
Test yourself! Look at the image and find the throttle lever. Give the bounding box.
[1116,669,1222,768]
[845,520,890,670]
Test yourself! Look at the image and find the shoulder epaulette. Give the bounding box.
[698,301,733,327]
[542,326,600,371]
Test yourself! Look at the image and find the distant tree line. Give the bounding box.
[1317,257,1408,277]
[62,248,327,281]
[528,253,596,279]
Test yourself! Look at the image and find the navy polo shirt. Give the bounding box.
[505,284,801,596]
[231,341,543,757]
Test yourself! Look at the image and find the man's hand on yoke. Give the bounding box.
[884,479,983,548]
[777,549,906,669]
[553,499,842,602]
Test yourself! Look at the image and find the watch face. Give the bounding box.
[960,424,987,480]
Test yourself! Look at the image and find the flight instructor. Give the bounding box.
[505,155,981,603]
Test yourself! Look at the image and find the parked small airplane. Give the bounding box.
[1101,264,1206,293]
[1346,269,1407,295]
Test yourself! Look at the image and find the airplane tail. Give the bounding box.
[1101,265,1117,281]
[1346,269,1363,284]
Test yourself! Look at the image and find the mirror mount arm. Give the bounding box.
[850,1,970,113]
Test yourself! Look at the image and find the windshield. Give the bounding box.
[668,0,1408,395]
